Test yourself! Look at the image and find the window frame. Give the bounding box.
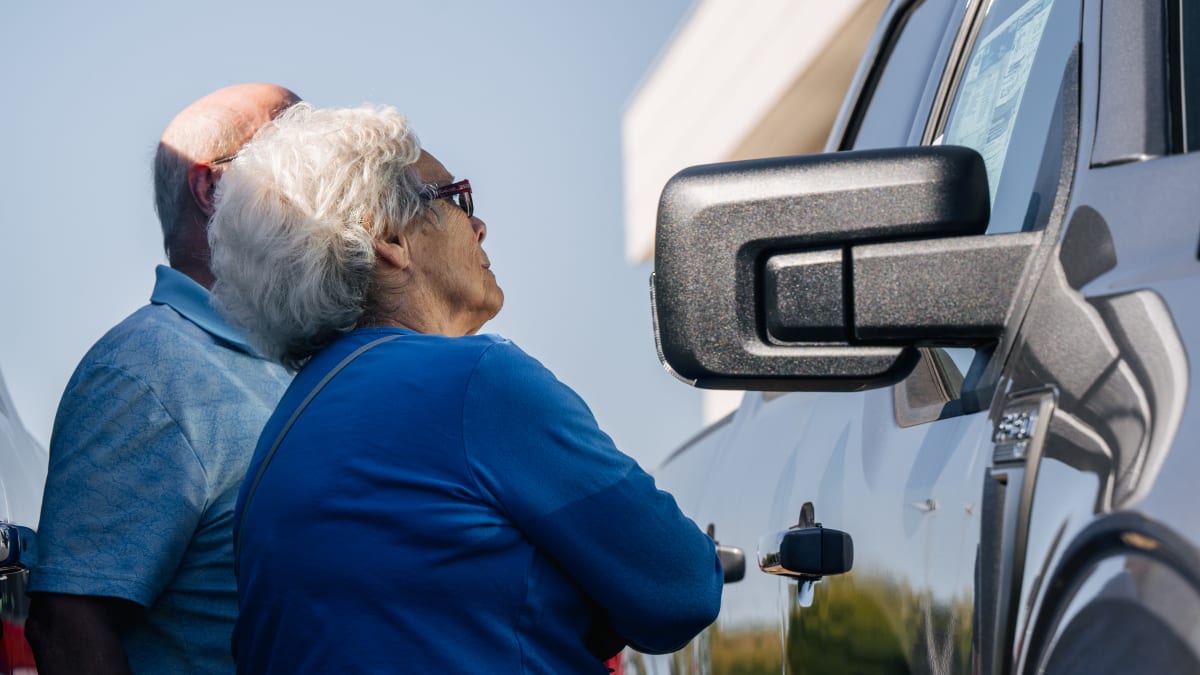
[1167,0,1200,153]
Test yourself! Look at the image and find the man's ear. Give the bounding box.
[187,163,219,217]
[375,235,412,272]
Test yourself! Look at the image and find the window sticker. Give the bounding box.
[944,0,1054,201]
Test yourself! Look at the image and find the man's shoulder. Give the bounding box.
[81,302,259,377]
[66,303,289,417]
[84,303,204,365]
[53,299,289,481]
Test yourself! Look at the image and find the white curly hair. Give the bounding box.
[208,102,432,370]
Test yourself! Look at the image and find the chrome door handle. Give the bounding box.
[0,524,36,572]
[716,544,746,583]
[757,525,853,578]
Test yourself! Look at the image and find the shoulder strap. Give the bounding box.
[235,334,404,574]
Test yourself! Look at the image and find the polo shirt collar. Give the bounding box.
[149,265,256,355]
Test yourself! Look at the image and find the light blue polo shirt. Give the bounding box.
[32,265,291,674]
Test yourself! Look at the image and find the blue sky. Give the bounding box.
[0,1,704,470]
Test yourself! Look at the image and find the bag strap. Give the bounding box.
[235,334,404,574]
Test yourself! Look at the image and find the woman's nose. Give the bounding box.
[470,216,487,243]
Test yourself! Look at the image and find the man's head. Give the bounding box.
[153,83,300,288]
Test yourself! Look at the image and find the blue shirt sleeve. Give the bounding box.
[32,363,208,608]
[461,340,722,654]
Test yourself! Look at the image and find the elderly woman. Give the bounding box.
[208,103,722,674]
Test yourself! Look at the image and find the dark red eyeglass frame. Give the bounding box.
[422,179,473,218]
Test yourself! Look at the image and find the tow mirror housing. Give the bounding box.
[652,145,1035,391]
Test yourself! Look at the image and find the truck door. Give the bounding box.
[650,0,1085,672]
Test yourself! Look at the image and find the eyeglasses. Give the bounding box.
[421,179,473,218]
[210,154,237,166]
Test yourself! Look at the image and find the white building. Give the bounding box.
[622,0,886,423]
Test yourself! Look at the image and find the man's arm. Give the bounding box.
[31,363,207,672]
[26,593,144,675]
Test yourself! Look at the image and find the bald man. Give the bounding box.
[27,83,300,675]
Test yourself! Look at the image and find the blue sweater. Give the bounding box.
[233,328,722,674]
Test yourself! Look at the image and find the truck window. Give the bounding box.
[939,0,1080,234]
[849,0,962,150]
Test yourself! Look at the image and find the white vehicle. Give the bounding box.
[0,369,45,673]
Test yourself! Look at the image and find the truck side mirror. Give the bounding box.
[652,145,1036,391]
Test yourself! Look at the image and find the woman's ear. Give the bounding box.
[375,235,412,272]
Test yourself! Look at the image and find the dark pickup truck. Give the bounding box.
[637,0,1200,672]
